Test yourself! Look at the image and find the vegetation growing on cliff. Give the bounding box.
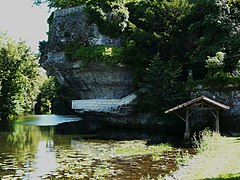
[34,0,86,8]
[35,0,240,115]
[36,0,240,78]
[65,45,124,65]
[85,0,130,38]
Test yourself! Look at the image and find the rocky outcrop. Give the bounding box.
[47,6,121,52]
[40,6,135,100]
[42,52,135,99]
[40,5,239,130]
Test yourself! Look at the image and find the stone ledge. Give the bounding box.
[72,93,137,115]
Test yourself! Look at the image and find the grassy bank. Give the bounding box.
[168,129,240,180]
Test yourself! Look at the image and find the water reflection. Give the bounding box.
[0,122,57,179]
[26,140,57,180]
[7,124,50,151]
[21,114,81,126]
[0,115,184,179]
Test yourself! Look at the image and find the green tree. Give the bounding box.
[135,55,187,131]
[186,0,240,79]
[137,55,186,115]
[35,77,56,114]
[0,33,38,121]
[35,77,75,114]
[33,0,85,8]
[123,0,191,80]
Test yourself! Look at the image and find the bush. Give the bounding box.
[192,129,223,153]
[66,45,124,65]
[85,0,129,38]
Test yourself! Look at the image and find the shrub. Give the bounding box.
[66,45,124,65]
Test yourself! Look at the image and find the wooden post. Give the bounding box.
[186,108,190,132]
[216,109,219,133]
[184,108,190,141]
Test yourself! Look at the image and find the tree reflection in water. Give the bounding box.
[0,115,180,179]
[1,124,57,179]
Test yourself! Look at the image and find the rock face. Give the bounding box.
[39,6,169,129]
[191,88,240,130]
[40,5,239,130]
[41,6,135,100]
[47,6,121,52]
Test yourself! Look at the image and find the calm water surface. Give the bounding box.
[0,115,182,179]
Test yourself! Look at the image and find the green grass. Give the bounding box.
[110,141,172,160]
[171,129,240,180]
[206,172,240,180]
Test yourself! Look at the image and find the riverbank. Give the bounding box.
[165,130,240,180]
[1,116,239,179]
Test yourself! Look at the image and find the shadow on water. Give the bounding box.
[0,115,188,179]
[0,114,185,146]
[55,119,185,147]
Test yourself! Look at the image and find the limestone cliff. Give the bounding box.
[40,6,135,100]
[40,5,239,130]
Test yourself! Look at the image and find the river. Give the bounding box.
[0,115,185,179]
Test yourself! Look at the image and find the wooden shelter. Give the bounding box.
[165,96,230,141]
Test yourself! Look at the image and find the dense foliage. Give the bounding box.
[135,55,187,130]
[0,33,39,120]
[137,55,186,115]
[34,0,86,8]
[35,77,75,114]
[34,0,240,115]
[85,0,130,38]
[186,0,240,79]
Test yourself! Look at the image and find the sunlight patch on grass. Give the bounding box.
[112,141,172,160]
[174,129,240,180]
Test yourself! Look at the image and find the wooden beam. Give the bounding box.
[189,111,194,117]
[190,107,217,111]
[210,110,217,118]
[184,108,190,141]
[192,102,203,107]
[186,108,190,132]
[173,111,186,122]
[216,109,219,133]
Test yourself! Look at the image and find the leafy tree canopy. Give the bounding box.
[187,0,240,79]
[0,33,39,120]
[35,76,76,114]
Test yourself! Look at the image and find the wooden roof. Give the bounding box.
[165,96,230,114]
